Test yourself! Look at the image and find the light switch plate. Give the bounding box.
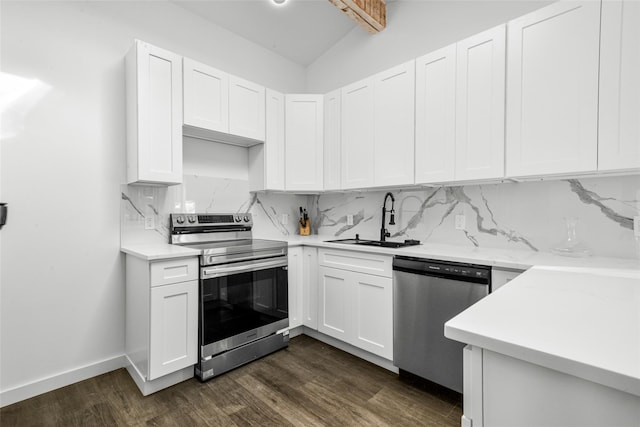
[347,214,354,226]
[455,214,466,230]
[634,216,640,237]
[144,215,155,230]
[281,213,289,225]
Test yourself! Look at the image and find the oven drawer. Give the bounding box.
[150,257,198,287]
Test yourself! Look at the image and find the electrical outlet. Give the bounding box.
[281,213,289,225]
[455,214,466,230]
[347,214,354,226]
[634,216,640,237]
[144,215,155,230]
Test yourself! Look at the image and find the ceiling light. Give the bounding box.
[272,0,287,5]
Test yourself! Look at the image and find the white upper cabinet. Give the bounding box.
[126,40,183,185]
[324,89,342,191]
[415,45,457,184]
[374,61,416,187]
[264,89,286,190]
[248,89,285,191]
[455,24,506,181]
[341,78,374,189]
[285,94,324,191]
[183,58,229,133]
[599,0,640,172]
[229,76,266,142]
[182,58,265,146]
[506,1,600,177]
[341,78,375,189]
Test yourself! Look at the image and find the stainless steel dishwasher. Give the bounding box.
[393,256,491,393]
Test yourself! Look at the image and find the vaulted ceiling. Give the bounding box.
[171,0,361,66]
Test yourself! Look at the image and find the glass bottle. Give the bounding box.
[552,217,591,257]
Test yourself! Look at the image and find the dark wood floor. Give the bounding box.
[0,335,462,426]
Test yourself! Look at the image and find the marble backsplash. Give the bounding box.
[121,174,308,246]
[310,176,640,260]
[122,174,640,260]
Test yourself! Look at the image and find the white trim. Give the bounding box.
[125,355,193,396]
[302,327,398,373]
[0,355,126,408]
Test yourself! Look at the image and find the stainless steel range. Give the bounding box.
[170,213,289,381]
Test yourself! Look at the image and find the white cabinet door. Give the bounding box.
[506,1,600,177]
[183,58,229,133]
[318,266,350,342]
[302,247,319,330]
[352,272,393,360]
[287,247,303,329]
[126,40,182,185]
[324,89,342,191]
[374,61,416,187]
[285,94,324,191]
[415,45,457,184]
[599,1,640,172]
[265,89,286,190]
[229,76,265,141]
[341,78,375,189]
[149,280,198,380]
[455,25,506,181]
[248,89,285,191]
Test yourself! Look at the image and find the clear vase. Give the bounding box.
[552,217,591,257]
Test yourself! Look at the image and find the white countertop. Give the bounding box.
[445,266,640,397]
[281,235,640,271]
[120,243,201,261]
[122,234,640,271]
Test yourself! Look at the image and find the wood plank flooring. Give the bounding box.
[0,335,462,426]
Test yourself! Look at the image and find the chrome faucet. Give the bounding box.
[380,192,396,242]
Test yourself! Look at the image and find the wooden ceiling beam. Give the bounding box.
[329,0,386,34]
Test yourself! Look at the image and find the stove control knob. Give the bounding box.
[176,215,185,224]
[187,215,196,223]
[243,215,250,222]
[234,215,242,222]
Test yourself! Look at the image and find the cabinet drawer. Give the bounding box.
[150,257,198,287]
[318,249,392,278]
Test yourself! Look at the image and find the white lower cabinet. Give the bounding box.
[463,346,640,427]
[288,246,318,330]
[318,266,350,342]
[491,267,524,292]
[125,255,199,394]
[149,280,198,380]
[302,247,318,329]
[287,247,304,328]
[317,249,393,360]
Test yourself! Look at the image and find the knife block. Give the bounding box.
[299,219,310,236]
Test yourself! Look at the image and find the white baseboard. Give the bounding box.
[125,356,194,396]
[0,355,126,408]
[301,327,399,374]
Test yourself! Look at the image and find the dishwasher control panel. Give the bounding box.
[393,256,491,284]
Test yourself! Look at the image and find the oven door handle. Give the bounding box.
[202,257,288,278]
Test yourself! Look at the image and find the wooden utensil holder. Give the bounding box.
[299,219,310,236]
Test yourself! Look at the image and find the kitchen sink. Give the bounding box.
[325,238,421,248]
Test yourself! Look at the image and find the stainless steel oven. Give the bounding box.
[170,213,289,381]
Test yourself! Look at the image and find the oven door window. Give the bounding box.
[201,266,288,345]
